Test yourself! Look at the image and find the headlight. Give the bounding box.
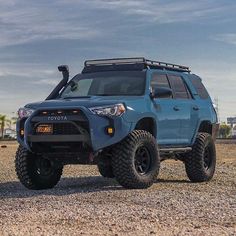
[18,107,35,119]
[89,104,126,116]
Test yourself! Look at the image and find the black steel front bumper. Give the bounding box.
[17,107,132,152]
[27,134,89,143]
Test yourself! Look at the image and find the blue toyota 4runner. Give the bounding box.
[15,58,219,190]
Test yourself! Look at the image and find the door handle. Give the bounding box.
[193,106,199,111]
[173,106,180,111]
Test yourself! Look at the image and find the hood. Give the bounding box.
[25,96,143,110]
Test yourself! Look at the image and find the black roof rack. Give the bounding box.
[83,57,190,73]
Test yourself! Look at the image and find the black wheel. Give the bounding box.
[15,146,63,190]
[97,151,114,178]
[111,130,160,189]
[185,132,216,182]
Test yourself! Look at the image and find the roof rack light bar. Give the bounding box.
[84,57,190,73]
[85,57,145,66]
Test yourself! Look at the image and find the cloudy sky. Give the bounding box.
[0,0,235,121]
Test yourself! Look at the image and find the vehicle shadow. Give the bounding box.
[0,176,190,199]
[0,176,122,199]
[157,178,189,183]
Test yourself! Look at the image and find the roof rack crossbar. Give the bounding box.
[84,57,190,73]
[145,59,190,72]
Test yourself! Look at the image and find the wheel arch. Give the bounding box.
[198,120,213,135]
[133,117,157,138]
[191,120,214,145]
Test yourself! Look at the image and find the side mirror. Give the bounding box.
[150,87,172,99]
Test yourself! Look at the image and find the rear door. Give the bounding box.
[167,74,199,145]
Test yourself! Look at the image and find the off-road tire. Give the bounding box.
[185,132,216,182]
[97,152,114,178]
[15,146,63,190]
[111,130,160,189]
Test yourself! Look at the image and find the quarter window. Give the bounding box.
[190,77,209,99]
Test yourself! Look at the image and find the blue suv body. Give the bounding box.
[15,58,219,190]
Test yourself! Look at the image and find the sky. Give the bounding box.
[0,0,235,122]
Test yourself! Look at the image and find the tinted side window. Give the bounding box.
[168,75,189,99]
[190,77,209,99]
[151,74,170,89]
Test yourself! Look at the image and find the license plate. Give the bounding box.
[36,124,53,134]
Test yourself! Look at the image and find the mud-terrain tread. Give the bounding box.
[15,146,63,190]
[97,153,114,178]
[111,130,160,189]
[185,132,216,182]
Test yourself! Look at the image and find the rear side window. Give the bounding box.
[190,77,209,99]
[151,74,170,89]
[168,75,190,99]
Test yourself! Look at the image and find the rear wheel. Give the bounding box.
[185,132,216,182]
[111,130,160,189]
[15,146,63,190]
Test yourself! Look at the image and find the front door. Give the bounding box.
[150,72,180,146]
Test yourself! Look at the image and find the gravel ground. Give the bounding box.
[0,142,235,236]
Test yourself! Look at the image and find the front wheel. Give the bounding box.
[97,151,114,178]
[111,130,160,189]
[15,146,63,190]
[184,132,216,182]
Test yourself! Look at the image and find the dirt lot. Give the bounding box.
[0,142,235,236]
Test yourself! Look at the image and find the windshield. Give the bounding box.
[60,71,146,98]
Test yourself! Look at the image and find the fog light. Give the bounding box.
[20,129,24,136]
[106,127,114,136]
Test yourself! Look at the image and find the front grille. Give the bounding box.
[32,109,90,136]
[53,123,79,135]
[75,121,89,132]
[34,123,83,135]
